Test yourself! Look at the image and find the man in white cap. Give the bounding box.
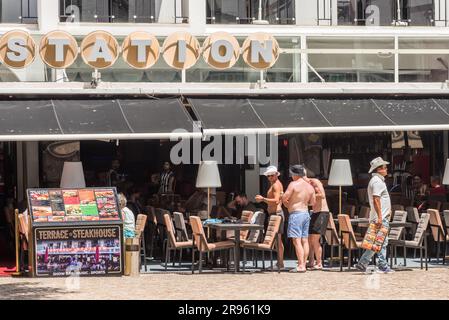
[355,157,394,273]
[255,165,285,268]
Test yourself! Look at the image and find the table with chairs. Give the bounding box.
[141,206,284,273]
[139,201,449,274]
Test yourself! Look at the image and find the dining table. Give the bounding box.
[205,222,264,272]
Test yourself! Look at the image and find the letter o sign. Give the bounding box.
[202,32,240,70]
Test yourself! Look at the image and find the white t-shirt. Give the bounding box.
[122,207,136,233]
[367,173,391,221]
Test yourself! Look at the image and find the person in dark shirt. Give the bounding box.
[221,192,257,219]
[428,176,447,203]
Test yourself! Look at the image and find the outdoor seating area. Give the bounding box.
[131,203,449,274]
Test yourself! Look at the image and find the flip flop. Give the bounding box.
[289,267,306,273]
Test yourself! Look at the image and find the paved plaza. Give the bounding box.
[1,261,449,300]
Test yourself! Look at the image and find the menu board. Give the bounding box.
[34,225,123,276]
[28,188,121,223]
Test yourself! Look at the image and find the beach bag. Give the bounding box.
[361,223,389,253]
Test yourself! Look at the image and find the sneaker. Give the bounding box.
[377,266,395,274]
[355,263,367,272]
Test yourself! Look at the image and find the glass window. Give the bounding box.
[399,54,449,82]
[59,0,187,23]
[332,0,434,26]
[186,56,261,83]
[399,38,449,50]
[0,0,37,23]
[308,54,394,82]
[307,37,395,49]
[206,0,294,24]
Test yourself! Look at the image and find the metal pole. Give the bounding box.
[12,209,21,276]
[339,186,342,215]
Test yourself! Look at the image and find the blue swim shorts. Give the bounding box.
[287,211,311,238]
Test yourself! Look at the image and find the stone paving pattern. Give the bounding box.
[1,266,449,300]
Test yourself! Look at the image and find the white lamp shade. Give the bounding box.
[328,159,353,186]
[60,161,86,188]
[196,161,222,188]
[443,159,449,185]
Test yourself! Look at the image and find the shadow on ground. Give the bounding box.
[0,282,68,300]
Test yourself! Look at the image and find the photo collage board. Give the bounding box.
[28,188,121,223]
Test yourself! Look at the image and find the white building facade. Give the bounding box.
[2,0,449,201]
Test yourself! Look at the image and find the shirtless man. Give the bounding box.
[255,165,285,268]
[303,170,329,270]
[282,165,316,273]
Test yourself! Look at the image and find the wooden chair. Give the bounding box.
[135,214,148,272]
[442,202,449,211]
[338,214,362,271]
[189,216,235,273]
[216,191,226,206]
[391,205,404,221]
[389,212,430,270]
[323,212,341,268]
[358,206,370,219]
[428,200,442,212]
[242,211,266,267]
[443,210,449,261]
[163,214,193,270]
[239,210,254,240]
[226,210,254,241]
[241,215,282,273]
[428,209,447,264]
[342,204,356,218]
[173,211,190,241]
[146,206,157,260]
[154,208,170,258]
[387,210,407,266]
[357,188,368,205]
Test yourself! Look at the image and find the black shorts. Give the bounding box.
[309,211,329,236]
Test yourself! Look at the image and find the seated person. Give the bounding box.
[119,193,136,239]
[212,192,257,220]
[411,175,428,210]
[428,176,447,202]
[181,188,208,214]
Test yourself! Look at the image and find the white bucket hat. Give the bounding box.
[263,165,280,177]
[368,157,390,173]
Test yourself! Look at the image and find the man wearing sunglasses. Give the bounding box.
[255,166,285,269]
[356,157,394,274]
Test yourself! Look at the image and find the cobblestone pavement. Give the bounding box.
[1,267,449,300]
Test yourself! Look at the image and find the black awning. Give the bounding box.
[0,100,61,135]
[0,98,199,140]
[189,98,265,130]
[191,98,449,135]
[118,99,194,133]
[52,99,131,134]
